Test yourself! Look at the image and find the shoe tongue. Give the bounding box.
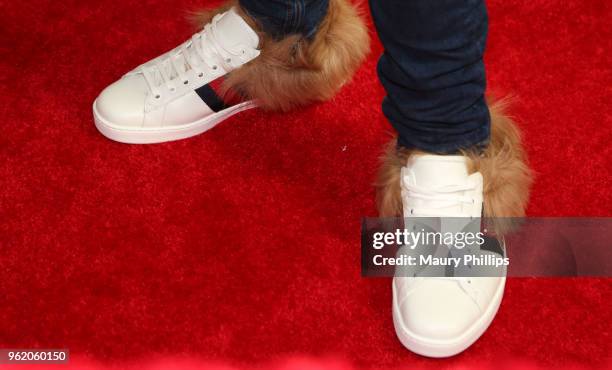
[213,8,259,51]
[407,155,470,188]
[405,155,479,234]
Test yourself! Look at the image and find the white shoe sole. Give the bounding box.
[93,100,257,144]
[392,277,506,358]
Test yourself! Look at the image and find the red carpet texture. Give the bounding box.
[1,0,611,369]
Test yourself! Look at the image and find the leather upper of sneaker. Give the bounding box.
[393,154,503,341]
[400,155,483,218]
[95,8,260,128]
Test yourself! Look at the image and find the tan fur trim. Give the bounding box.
[375,140,414,217]
[192,0,370,111]
[375,100,533,223]
[465,99,533,218]
[189,1,235,25]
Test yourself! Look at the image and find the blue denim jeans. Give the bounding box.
[239,0,330,39]
[238,0,490,153]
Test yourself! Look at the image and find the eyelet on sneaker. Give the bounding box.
[154,94,161,99]
[226,58,232,63]
[198,73,204,78]
[212,65,218,70]
[183,80,189,85]
[169,87,176,93]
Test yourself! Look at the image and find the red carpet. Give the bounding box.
[1,0,610,369]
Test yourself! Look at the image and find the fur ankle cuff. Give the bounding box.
[193,0,370,111]
[375,99,533,220]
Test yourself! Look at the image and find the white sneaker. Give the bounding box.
[93,8,260,144]
[392,155,506,358]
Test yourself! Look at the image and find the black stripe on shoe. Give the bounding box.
[195,83,227,113]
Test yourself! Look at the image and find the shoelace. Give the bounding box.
[396,274,485,311]
[399,169,485,309]
[401,179,477,217]
[141,13,240,100]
